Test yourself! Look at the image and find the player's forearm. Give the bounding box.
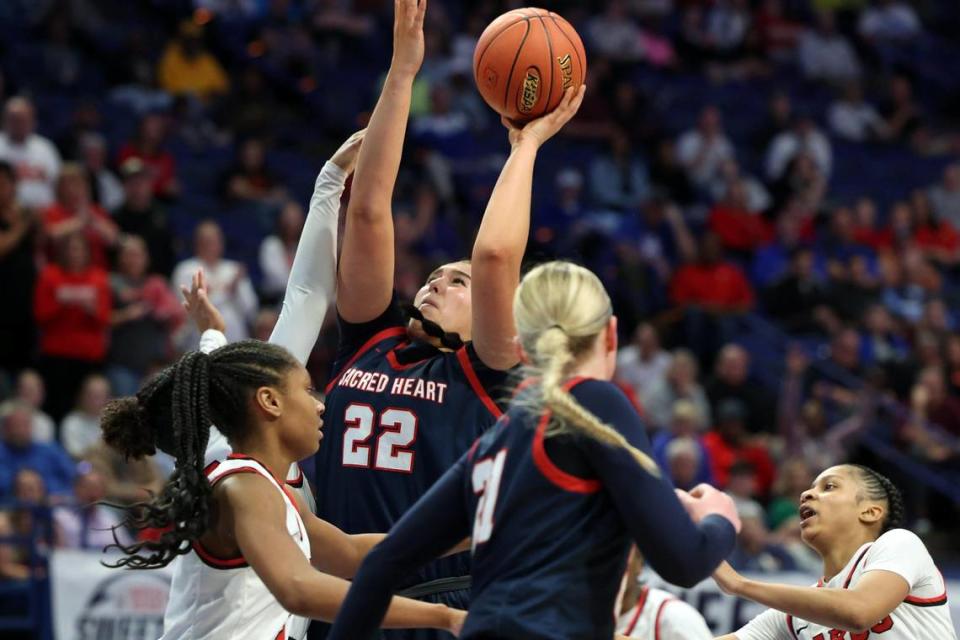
[382,596,453,630]
[733,579,867,631]
[349,71,413,222]
[472,141,536,268]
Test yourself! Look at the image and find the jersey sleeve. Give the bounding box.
[861,528,931,590]
[456,342,515,414]
[659,599,713,640]
[734,609,794,640]
[326,453,472,640]
[572,380,737,588]
[269,161,347,365]
[333,291,406,365]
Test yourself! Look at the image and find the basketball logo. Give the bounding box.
[518,68,541,115]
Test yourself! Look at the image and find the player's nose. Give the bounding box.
[800,489,815,503]
[316,400,325,416]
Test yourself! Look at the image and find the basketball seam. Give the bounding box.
[547,13,584,86]
[537,15,554,119]
[502,20,532,114]
[474,16,530,82]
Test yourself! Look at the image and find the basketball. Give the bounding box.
[473,8,587,123]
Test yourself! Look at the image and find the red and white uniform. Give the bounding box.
[617,586,713,640]
[160,456,311,640]
[735,528,956,640]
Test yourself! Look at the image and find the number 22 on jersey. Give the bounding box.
[342,403,419,473]
[472,449,507,550]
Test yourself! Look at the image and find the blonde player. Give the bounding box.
[714,464,956,639]
[618,548,713,639]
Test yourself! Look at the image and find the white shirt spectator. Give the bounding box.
[32,411,56,443]
[829,97,886,142]
[616,346,672,402]
[0,132,62,209]
[61,410,102,458]
[798,29,861,84]
[94,167,125,212]
[859,2,921,41]
[929,164,960,229]
[766,125,832,180]
[259,234,293,299]
[587,7,645,61]
[710,175,772,213]
[172,256,258,345]
[676,129,736,188]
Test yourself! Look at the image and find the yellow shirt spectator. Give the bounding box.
[157,24,230,102]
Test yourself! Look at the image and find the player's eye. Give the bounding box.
[452,277,467,286]
[824,482,836,490]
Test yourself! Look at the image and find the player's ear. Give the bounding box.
[858,500,885,527]
[605,316,618,355]
[254,385,283,419]
[513,336,531,365]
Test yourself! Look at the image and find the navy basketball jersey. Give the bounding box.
[315,296,512,588]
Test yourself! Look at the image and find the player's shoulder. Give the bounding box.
[568,378,640,419]
[872,528,929,557]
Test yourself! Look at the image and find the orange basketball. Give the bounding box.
[473,8,587,123]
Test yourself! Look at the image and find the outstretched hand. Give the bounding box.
[502,84,586,149]
[712,560,745,596]
[330,129,367,174]
[676,483,742,533]
[180,269,226,334]
[391,0,427,76]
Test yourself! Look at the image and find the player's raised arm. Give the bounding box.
[337,0,425,323]
[470,86,586,370]
[270,130,364,363]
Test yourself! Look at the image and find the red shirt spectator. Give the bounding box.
[708,203,773,253]
[670,236,755,309]
[117,113,178,199]
[34,235,111,362]
[701,400,776,496]
[42,163,118,269]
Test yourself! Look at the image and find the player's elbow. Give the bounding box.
[472,243,515,267]
[274,583,310,617]
[838,607,877,633]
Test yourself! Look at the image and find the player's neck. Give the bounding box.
[819,530,876,582]
[231,435,292,484]
[569,345,613,381]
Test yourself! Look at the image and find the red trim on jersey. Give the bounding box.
[286,464,304,488]
[192,540,249,569]
[531,378,601,494]
[624,586,650,635]
[324,326,408,394]
[456,346,502,418]
[512,377,538,397]
[203,460,220,475]
[785,614,800,640]
[274,624,285,640]
[904,570,948,607]
[385,342,433,371]
[843,545,872,588]
[653,598,674,640]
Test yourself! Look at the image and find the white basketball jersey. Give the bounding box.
[617,586,713,640]
[736,529,956,640]
[161,455,312,640]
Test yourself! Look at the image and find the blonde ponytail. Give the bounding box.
[515,262,660,476]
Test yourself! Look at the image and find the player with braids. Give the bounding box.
[311,1,587,635]
[328,261,741,640]
[100,341,464,640]
[716,464,957,639]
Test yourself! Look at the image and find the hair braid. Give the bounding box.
[849,464,906,533]
[100,340,300,569]
[402,303,465,351]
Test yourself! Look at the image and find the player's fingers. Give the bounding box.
[689,483,714,498]
[180,284,191,302]
[198,268,207,291]
[415,0,427,25]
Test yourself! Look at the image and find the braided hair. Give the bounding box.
[99,340,300,569]
[401,302,465,351]
[848,465,906,534]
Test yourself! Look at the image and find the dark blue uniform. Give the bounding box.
[328,378,737,640]
[310,296,512,639]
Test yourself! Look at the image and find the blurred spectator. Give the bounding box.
[859,303,909,368]
[219,66,291,141]
[753,91,793,156]
[157,20,230,104]
[60,374,110,459]
[752,212,806,287]
[703,0,754,76]
[764,247,833,335]
[806,328,864,411]
[824,255,880,326]
[0,96,62,209]
[533,169,589,253]
[117,113,179,200]
[912,191,959,266]
[259,201,304,301]
[0,401,74,499]
[828,83,888,142]
[616,323,672,403]
[172,220,258,345]
[589,132,651,212]
[6,468,50,577]
[42,163,119,268]
[586,0,645,62]
[765,115,833,181]
[648,139,695,205]
[709,159,771,214]
[0,511,32,580]
[928,163,960,230]
[676,106,736,189]
[33,234,111,421]
[651,400,714,489]
[0,162,40,373]
[53,466,131,550]
[13,371,55,443]
[706,344,776,434]
[108,234,184,396]
[858,0,921,43]
[78,133,124,211]
[253,307,280,342]
[798,11,862,85]
[707,179,771,255]
[641,349,711,431]
[56,100,102,162]
[881,74,925,149]
[770,155,828,213]
[83,440,163,505]
[906,366,960,442]
[221,138,287,204]
[766,458,814,533]
[754,0,803,62]
[112,158,176,276]
[727,500,797,572]
[702,398,776,495]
